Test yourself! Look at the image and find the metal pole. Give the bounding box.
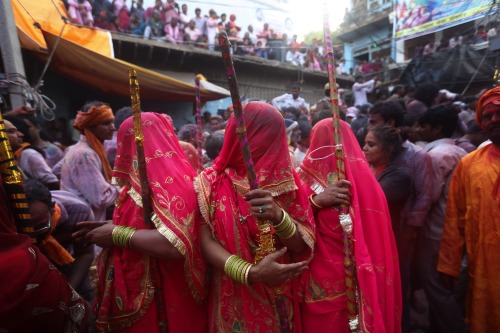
[0,0,27,108]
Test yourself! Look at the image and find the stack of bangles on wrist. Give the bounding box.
[224,255,253,285]
[112,226,136,247]
[309,194,323,209]
[274,209,297,239]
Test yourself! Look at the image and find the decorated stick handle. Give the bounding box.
[129,69,152,225]
[323,10,360,333]
[0,112,35,242]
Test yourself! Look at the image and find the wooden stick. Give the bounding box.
[323,10,360,333]
[129,69,152,225]
[128,69,168,333]
[195,77,203,173]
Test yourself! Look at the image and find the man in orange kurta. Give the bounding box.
[438,87,500,333]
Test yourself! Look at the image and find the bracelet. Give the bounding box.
[112,226,137,248]
[274,210,297,240]
[224,254,254,285]
[309,194,323,209]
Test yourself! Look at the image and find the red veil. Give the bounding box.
[195,102,315,333]
[298,118,401,333]
[95,113,207,332]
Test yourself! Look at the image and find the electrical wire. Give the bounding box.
[3,74,57,121]
[461,48,490,95]
[12,0,73,120]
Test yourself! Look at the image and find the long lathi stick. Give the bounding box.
[195,77,203,173]
[218,31,290,333]
[323,10,360,333]
[128,69,168,333]
[129,69,152,225]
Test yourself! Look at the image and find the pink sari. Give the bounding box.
[195,102,315,333]
[95,113,207,332]
[298,119,402,333]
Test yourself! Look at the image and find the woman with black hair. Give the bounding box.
[363,125,412,234]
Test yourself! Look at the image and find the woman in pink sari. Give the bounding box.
[298,118,401,333]
[76,113,207,332]
[195,101,315,332]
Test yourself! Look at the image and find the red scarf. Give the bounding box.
[195,102,315,332]
[298,118,402,333]
[95,113,207,331]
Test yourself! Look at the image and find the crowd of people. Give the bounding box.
[1,77,499,333]
[413,21,499,57]
[62,0,339,71]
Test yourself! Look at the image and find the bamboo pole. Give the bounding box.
[323,11,360,333]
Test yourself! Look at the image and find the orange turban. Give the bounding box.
[475,87,500,207]
[475,87,500,126]
[74,105,114,182]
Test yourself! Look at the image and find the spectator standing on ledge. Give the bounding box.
[352,75,376,107]
[68,0,94,27]
[193,8,207,37]
[272,82,309,115]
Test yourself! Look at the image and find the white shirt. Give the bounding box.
[248,31,258,45]
[18,148,59,185]
[271,93,308,112]
[422,138,467,241]
[352,79,375,106]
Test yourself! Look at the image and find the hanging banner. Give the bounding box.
[394,0,493,40]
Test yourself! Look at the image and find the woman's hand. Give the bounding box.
[245,189,283,224]
[314,180,352,207]
[73,220,112,242]
[73,221,115,248]
[248,247,308,286]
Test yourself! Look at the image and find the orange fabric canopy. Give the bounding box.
[42,30,228,102]
[12,0,113,56]
[12,0,228,101]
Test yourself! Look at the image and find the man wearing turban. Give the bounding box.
[60,101,119,221]
[438,87,500,332]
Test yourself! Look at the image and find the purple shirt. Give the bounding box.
[43,143,64,168]
[60,136,118,221]
[394,141,433,228]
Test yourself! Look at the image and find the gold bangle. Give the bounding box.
[274,211,291,233]
[127,229,136,248]
[274,212,297,240]
[279,222,297,240]
[224,255,237,276]
[273,209,287,228]
[111,226,120,246]
[112,226,137,248]
[244,264,252,285]
[309,194,323,209]
[224,255,254,285]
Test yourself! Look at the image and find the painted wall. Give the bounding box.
[342,25,392,72]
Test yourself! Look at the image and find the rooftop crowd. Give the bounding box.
[62,0,341,72]
[1,72,499,332]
